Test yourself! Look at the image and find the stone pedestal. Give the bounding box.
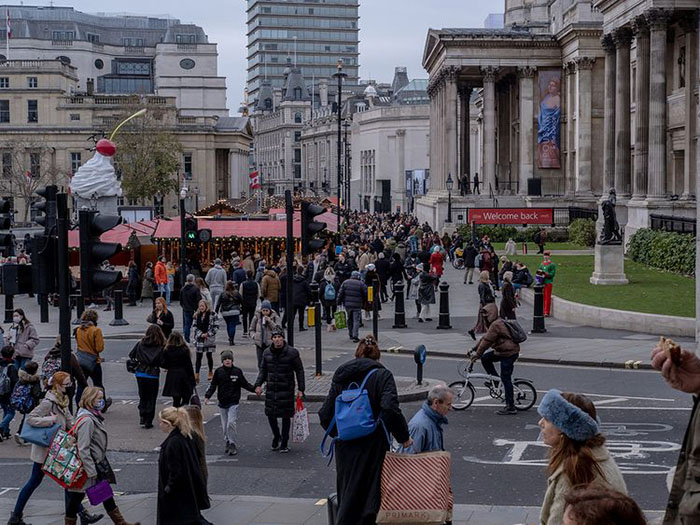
[590,244,629,285]
[73,195,119,216]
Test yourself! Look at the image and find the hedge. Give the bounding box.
[568,219,596,247]
[627,228,696,276]
[455,224,569,243]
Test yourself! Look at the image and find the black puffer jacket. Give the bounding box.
[205,365,255,409]
[255,343,305,418]
[240,278,259,309]
[129,341,164,377]
[292,273,311,307]
[337,277,367,311]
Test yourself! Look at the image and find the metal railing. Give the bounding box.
[650,214,696,235]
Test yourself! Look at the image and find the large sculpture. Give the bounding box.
[599,188,622,245]
[70,138,122,201]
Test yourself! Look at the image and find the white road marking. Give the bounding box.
[0,488,18,496]
[591,397,629,406]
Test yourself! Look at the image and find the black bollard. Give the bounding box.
[72,292,84,325]
[372,290,379,341]
[436,281,452,330]
[310,282,323,377]
[4,294,13,323]
[392,280,407,329]
[531,284,547,333]
[109,290,129,326]
[39,294,49,323]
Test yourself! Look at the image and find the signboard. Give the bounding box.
[468,208,554,225]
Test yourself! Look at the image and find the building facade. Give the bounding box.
[1,5,229,117]
[420,0,699,235]
[246,0,360,106]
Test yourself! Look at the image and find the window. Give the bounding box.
[183,153,193,180]
[294,112,302,123]
[294,149,301,163]
[175,34,196,44]
[94,59,104,70]
[0,78,8,88]
[0,100,8,123]
[52,31,75,41]
[116,61,151,76]
[30,152,40,178]
[70,152,82,174]
[2,152,10,178]
[70,113,80,121]
[179,58,195,70]
[294,131,301,142]
[87,33,100,43]
[27,100,38,122]
[122,37,144,48]
[27,77,37,89]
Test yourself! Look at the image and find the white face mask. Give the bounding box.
[12,316,21,324]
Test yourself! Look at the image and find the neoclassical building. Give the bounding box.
[419,0,699,238]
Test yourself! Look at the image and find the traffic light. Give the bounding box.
[78,210,123,301]
[32,185,57,232]
[197,228,212,243]
[185,217,197,243]
[0,197,12,230]
[301,201,327,256]
[31,233,56,294]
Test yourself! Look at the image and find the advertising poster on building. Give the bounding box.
[537,69,561,169]
[468,208,554,225]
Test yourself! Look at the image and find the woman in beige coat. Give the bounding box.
[64,387,138,525]
[7,372,102,525]
[537,389,627,525]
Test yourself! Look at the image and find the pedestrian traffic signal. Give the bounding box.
[185,217,197,242]
[78,210,123,301]
[301,201,327,256]
[32,185,57,232]
[31,233,56,294]
[197,228,212,243]
[0,197,12,230]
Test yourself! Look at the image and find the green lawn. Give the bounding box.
[510,255,694,318]
[493,242,588,252]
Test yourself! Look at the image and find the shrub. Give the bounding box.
[456,224,568,243]
[627,228,696,276]
[568,219,596,247]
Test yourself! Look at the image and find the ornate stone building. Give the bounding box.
[419,0,699,237]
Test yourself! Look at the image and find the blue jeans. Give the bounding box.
[346,309,362,339]
[159,283,171,305]
[0,400,14,434]
[183,310,194,343]
[224,315,239,342]
[481,350,518,408]
[15,462,83,515]
[14,356,30,371]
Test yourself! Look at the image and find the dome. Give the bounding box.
[363,84,378,97]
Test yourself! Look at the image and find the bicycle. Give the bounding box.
[451,248,465,270]
[449,356,537,411]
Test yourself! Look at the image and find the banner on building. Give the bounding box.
[249,170,261,190]
[537,69,561,169]
[468,208,554,225]
[405,169,430,196]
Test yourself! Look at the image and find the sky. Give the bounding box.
[20,1,498,112]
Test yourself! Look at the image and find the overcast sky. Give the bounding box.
[25,1,498,112]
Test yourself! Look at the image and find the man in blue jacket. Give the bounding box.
[399,384,453,453]
[337,270,367,343]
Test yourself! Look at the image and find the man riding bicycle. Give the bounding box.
[468,306,521,415]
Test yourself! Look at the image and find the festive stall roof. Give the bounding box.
[195,200,246,217]
[68,219,158,249]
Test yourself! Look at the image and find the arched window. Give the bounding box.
[294,112,302,123]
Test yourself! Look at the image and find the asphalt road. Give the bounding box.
[0,340,690,512]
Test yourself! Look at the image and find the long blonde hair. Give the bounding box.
[184,405,205,442]
[159,407,194,438]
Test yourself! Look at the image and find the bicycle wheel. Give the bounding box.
[513,380,537,411]
[449,380,475,411]
[451,258,465,270]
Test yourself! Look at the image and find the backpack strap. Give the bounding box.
[358,367,380,391]
[320,416,336,463]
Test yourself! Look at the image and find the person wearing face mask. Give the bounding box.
[8,371,103,525]
[5,309,39,372]
[64,386,139,525]
[75,310,111,412]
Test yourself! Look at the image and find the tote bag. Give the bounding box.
[42,417,88,490]
[292,396,310,443]
[334,310,347,330]
[19,422,60,447]
[376,451,453,524]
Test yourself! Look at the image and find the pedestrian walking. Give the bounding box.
[180,274,202,343]
[183,405,208,488]
[140,262,155,305]
[375,253,391,303]
[463,241,479,285]
[0,345,18,440]
[499,271,517,320]
[147,297,174,339]
[473,172,480,194]
[41,337,86,414]
[161,332,195,408]
[193,300,218,383]
[407,270,421,319]
[539,251,557,317]
[75,309,111,412]
[125,261,139,306]
[8,371,102,525]
[417,264,437,323]
[534,229,547,254]
[319,267,339,326]
[215,281,243,346]
[319,336,411,525]
[398,384,453,454]
[468,271,497,339]
[239,270,260,335]
[5,309,39,371]
[154,256,169,304]
[289,265,311,331]
[196,277,212,308]
[537,390,627,525]
[204,350,256,456]
[166,262,176,306]
[128,325,165,429]
[249,300,281,368]
[254,330,305,453]
[157,407,210,525]
[337,271,367,343]
[205,258,227,310]
[9,360,42,440]
[261,266,281,313]
[64,387,140,525]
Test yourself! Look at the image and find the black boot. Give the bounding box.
[79,509,105,525]
[7,512,29,525]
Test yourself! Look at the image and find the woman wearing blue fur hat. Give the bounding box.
[537,390,627,525]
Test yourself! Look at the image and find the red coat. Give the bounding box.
[154,261,168,285]
[429,251,444,277]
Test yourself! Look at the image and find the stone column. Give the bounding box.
[682,14,698,199]
[695,9,700,353]
[575,57,595,195]
[439,76,446,190]
[564,62,576,196]
[428,82,437,192]
[459,86,472,183]
[482,66,498,194]
[445,66,459,187]
[613,27,633,197]
[632,16,650,200]
[518,66,536,195]
[397,128,406,211]
[646,9,671,198]
[601,34,617,192]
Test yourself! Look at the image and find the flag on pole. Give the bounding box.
[249,170,261,190]
[6,9,10,39]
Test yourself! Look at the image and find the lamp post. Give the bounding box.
[446,172,454,223]
[154,190,163,218]
[179,184,188,288]
[342,119,351,213]
[333,59,347,231]
[193,186,200,212]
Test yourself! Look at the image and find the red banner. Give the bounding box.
[468,208,554,225]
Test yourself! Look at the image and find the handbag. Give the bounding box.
[376,451,453,524]
[221,307,240,318]
[76,350,98,373]
[334,310,347,330]
[42,417,88,490]
[125,359,138,374]
[292,396,310,443]
[19,422,61,447]
[86,479,114,505]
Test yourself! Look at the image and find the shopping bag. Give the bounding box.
[19,422,60,447]
[376,451,453,524]
[292,396,310,443]
[334,310,347,330]
[86,479,114,505]
[42,417,88,490]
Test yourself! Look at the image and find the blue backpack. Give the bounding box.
[324,282,336,302]
[320,368,389,462]
[10,383,35,414]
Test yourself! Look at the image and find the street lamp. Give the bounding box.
[342,119,351,213]
[446,172,454,223]
[154,190,163,218]
[179,183,188,288]
[333,59,347,231]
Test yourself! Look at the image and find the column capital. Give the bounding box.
[444,65,459,82]
[481,66,499,83]
[631,15,649,37]
[612,26,633,48]
[563,61,576,76]
[645,8,672,30]
[601,34,616,54]
[518,66,537,79]
[574,57,596,71]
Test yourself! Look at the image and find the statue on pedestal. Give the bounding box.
[599,188,622,245]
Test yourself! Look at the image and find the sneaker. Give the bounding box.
[468,329,476,341]
[225,443,230,455]
[144,423,153,429]
[79,508,105,525]
[496,406,517,415]
[229,444,238,456]
[352,337,360,343]
[418,318,424,323]
[279,446,290,453]
[271,438,280,451]
[208,372,214,382]
[425,318,433,322]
